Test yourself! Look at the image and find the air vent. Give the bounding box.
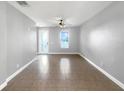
[16,1,29,7]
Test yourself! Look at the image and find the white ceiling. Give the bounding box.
[8,1,112,27]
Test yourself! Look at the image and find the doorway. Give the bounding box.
[38,29,49,54]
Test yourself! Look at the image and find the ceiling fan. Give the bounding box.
[58,19,65,28]
[48,17,67,28]
[55,17,73,28]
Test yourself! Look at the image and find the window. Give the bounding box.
[60,31,69,48]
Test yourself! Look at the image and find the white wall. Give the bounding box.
[0,2,7,85]
[80,2,124,84]
[0,2,36,85]
[38,27,80,54]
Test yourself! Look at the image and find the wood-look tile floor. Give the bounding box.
[3,54,123,91]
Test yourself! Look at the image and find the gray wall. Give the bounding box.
[38,27,80,53]
[0,2,7,85]
[80,2,124,84]
[6,3,37,77]
[0,2,36,85]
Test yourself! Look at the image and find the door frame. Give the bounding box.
[37,28,49,54]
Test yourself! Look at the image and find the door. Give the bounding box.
[38,30,49,54]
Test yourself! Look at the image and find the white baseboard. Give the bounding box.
[0,57,37,90]
[38,52,79,55]
[0,82,7,91]
[79,53,124,90]
[6,57,37,82]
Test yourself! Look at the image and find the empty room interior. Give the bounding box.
[0,1,124,91]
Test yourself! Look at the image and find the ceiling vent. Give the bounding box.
[16,1,29,7]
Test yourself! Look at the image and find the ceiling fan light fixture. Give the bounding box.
[58,19,65,28]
